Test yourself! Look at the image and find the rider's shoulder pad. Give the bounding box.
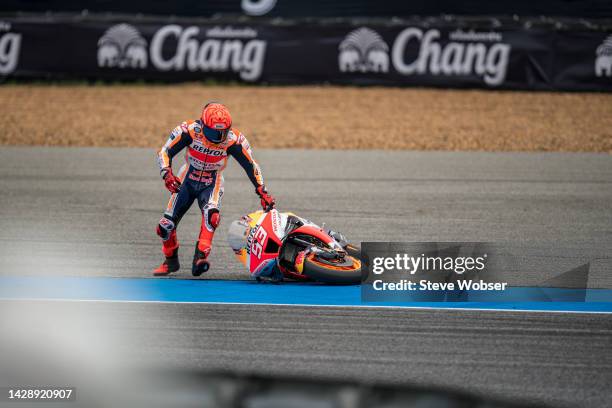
[177,120,194,134]
[227,128,242,143]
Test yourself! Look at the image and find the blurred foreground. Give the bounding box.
[4,300,609,408]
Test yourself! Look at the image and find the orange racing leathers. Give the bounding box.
[156,119,264,260]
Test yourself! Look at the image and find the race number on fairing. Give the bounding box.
[251,226,268,259]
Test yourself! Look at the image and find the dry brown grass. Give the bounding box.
[1,84,611,152]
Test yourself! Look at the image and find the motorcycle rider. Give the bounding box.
[153,102,275,276]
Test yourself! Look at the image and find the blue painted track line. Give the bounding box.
[0,276,611,313]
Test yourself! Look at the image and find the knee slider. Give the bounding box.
[157,216,176,240]
[202,206,220,232]
[209,210,220,229]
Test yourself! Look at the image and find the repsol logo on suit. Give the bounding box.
[191,144,224,156]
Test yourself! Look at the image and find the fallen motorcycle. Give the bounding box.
[227,209,361,283]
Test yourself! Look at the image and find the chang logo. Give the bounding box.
[339,27,511,86]
[339,27,389,73]
[595,35,612,78]
[98,24,148,69]
[150,25,266,81]
[392,28,511,86]
[0,22,21,75]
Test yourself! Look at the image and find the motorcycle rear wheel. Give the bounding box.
[302,252,362,284]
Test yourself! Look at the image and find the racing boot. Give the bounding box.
[153,252,180,276]
[192,244,211,276]
[192,209,220,276]
[153,222,180,276]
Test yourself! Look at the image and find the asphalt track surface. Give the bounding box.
[1,147,612,407]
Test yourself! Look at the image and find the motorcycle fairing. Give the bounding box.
[230,209,345,279]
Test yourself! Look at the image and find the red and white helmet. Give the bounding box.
[201,102,232,143]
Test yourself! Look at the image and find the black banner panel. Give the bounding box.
[1,17,611,91]
[3,0,612,18]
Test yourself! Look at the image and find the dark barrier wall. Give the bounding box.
[1,16,611,91]
[3,0,612,18]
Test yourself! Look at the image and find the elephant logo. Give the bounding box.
[98,24,147,69]
[339,27,389,73]
[595,35,612,78]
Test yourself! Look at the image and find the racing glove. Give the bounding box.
[161,167,181,194]
[256,185,275,211]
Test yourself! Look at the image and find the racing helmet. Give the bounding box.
[201,102,232,143]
